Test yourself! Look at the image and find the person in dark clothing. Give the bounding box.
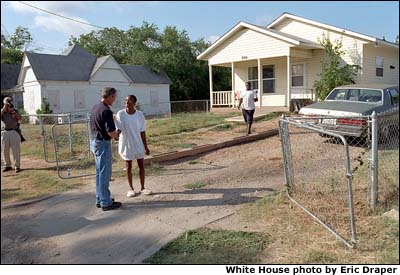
[90,87,122,211]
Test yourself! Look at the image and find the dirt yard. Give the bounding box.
[1,118,287,263]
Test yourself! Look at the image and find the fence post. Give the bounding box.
[370,111,378,210]
[68,113,73,153]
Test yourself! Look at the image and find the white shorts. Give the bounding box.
[121,153,145,161]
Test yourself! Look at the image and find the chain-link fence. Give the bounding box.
[279,107,399,248]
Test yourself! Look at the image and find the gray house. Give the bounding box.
[1,64,23,109]
[18,44,172,116]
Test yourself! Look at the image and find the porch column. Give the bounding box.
[231,62,235,108]
[209,64,213,109]
[257,58,262,108]
[286,55,291,107]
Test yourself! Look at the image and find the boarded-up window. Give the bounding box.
[74,90,86,109]
[150,91,159,107]
[47,90,60,112]
[376,56,384,77]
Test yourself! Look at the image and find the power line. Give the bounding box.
[18,1,105,29]
[1,23,11,37]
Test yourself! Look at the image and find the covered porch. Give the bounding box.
[208,50,317,109]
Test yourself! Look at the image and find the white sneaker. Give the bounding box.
[141,188,153,195]
[126,190,137,197]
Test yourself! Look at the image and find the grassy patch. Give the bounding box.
[143,228,269,264]
[257,112,286,122]
[239,190,399,264]
[188,160,199,165]
[302,250,338,264]
[213,123,234,131]
[1,170,85,203]
[183,182,208,190]
[147,113,235,137]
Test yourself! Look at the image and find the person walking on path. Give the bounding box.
[89,87,122,211]
[1,97,22,173]
[237,81,258,135]
[115,95,152,197]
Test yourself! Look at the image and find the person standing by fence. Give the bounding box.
[115,95,152,198]
[1,97,22,173]
[89,87,122,211]
[237,81,258,135]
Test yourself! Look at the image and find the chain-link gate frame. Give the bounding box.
[279,115,357,248]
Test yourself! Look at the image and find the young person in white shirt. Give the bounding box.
[237,81,258,135]
[115,95,152,197]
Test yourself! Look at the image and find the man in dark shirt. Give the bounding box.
[90,87,122,211]
[1,97,22,172]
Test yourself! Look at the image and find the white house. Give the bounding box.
[197,12,399,109]
[18,44,172,118]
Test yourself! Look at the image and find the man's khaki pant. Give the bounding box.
[1,130,21,169]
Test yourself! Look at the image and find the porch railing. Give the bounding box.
[212,90,234,107]
[291,88,315,101]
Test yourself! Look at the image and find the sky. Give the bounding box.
[1,1,399,54]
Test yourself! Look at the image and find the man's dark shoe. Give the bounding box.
[15,168,21,173]
[102,201,122,211]
[2,167,12,172]
[96,198,114,208]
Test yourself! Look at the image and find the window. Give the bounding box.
[247,67,258,90]
[376,56,384,77]
[74,90,86,109]
[47,90,60,111]
[247,65,275,93]
[262,65,275,94]
[291,64,304,87]
[388,88,399,105]
[150,91,159,107]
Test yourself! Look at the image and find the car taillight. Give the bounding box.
[337,118,367,126]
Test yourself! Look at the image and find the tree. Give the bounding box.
[1,26,33,64]
[313,34,360,101]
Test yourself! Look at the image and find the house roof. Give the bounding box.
[1,64,21,90]
[23,44,171,84]
[25,45,97,81]
[120,65,172,84]
[197,21,323,60]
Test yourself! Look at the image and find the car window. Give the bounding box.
[326,88,382,103]
[359,89,382,103]
[388,88,399,105]
[326,89,347,100]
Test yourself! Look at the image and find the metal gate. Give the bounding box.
[279,116,358,248]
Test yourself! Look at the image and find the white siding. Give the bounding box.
[208,28,291,65]
[90,57,131,83]
[28,81,170,117]
[22,82,42,114]
[90,68,131,82]
[24,67,37,83]
[274,19,365,68]
[360,45,399,84]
